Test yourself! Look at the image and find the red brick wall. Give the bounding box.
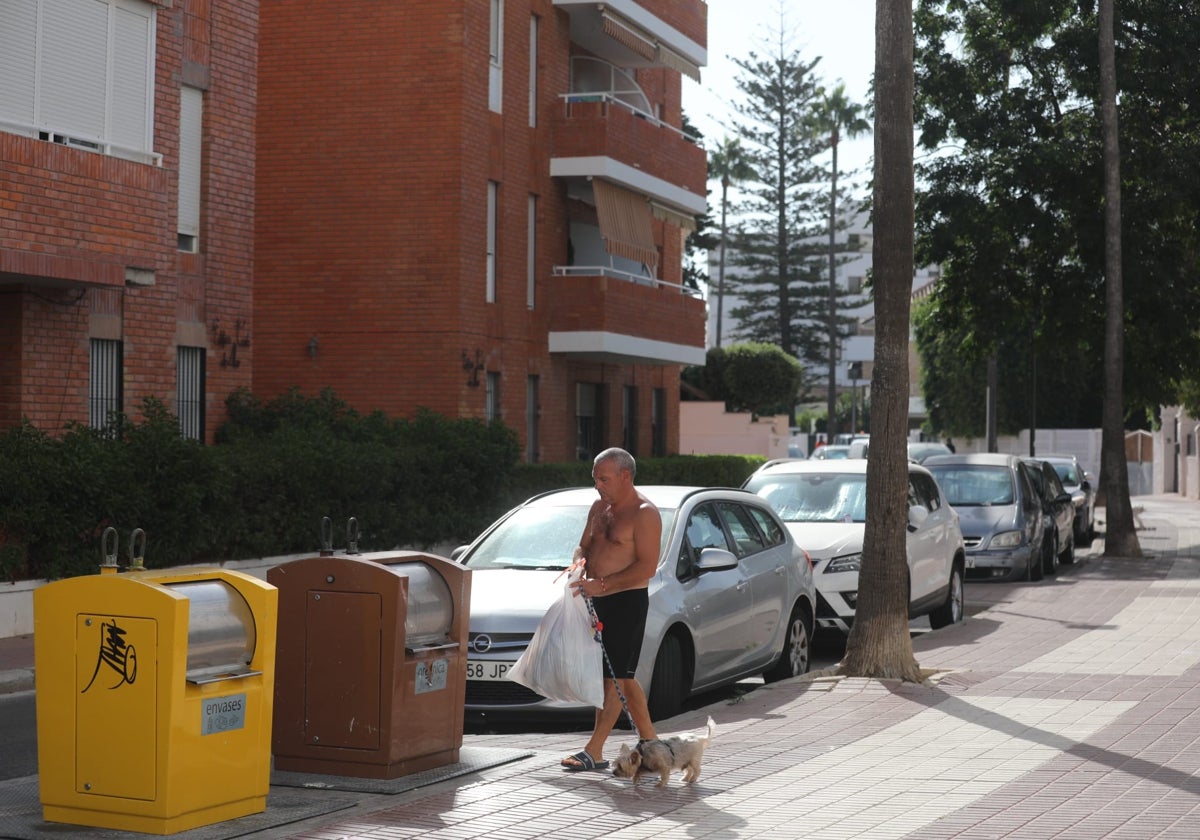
[0,0,256,440]
[253,0,700,462]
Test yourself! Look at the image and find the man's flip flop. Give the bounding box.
[561,750,609,772]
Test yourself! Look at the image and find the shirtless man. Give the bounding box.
[560,447,662,772]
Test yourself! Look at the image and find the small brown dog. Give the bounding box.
[611,717,716,788]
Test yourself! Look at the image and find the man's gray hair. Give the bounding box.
[594,447,636,478]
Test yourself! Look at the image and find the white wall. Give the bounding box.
[679,401,790,458]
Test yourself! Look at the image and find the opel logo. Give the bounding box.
[472,634,493,654]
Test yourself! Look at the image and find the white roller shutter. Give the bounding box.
[0,0,39,128]
[178,86,202,241]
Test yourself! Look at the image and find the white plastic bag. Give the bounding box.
[507,569,604,708]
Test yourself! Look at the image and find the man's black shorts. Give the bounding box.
[592,587,649,679]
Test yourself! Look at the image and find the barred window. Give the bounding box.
[89,338,123,430]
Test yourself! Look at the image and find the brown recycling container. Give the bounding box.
[268,551,470,778]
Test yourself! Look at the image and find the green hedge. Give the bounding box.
[0,389,766,581]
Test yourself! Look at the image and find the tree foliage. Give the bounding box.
[682,343,802,417]
[722,32,834,389]
[912,0,1200,428]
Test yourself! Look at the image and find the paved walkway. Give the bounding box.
[6,495,1200,838]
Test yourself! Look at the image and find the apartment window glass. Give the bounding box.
[178,86,202,252]
[0,0,157,162]
[526,375,539,463]
[177,346,205,441]
[488,0,503,113]
[622,385,638,456]
[576,383,604,462]
[528,15,538,126]
[486,372,501,422]
[89,338,123,430]
[486,181,498,302]
[652,388,666,456]
[526,194,537,309]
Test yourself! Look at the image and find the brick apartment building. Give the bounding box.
[0,0,256,441]
[254,0,709,462]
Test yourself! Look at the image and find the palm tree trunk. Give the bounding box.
[716,180,730,348]
[1098,0,1141,556]
[827,135,839,437]
[839,0,922,681]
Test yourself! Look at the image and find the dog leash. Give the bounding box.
[582,593,644,741]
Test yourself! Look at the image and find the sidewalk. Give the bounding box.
[6,495,1200,838]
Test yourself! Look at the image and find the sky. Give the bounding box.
[682,0,877,186]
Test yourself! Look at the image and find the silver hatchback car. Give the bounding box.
[454,486,816,720]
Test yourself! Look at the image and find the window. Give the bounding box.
[576,382,604,461]
[486,372,501,422]
[622,385,638,456]
[486,181,498,302]
[746,506,786,547]
[89,338,123,430]
[528,15,539,126]
[488,0,503,113]
[526,194,537,308]
[525,375,539,463]
[178,86,202,252]
[651,388,666,456]
[1,0,157,163]
[177,346,205,441]
[718,503,766,557]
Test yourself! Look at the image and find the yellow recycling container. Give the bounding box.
[34,568,277,834]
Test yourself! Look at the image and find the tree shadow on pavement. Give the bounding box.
[891,681,1200,798]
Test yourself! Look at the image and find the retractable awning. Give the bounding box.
[592,179,659,267]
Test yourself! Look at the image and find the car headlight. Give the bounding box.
[826,553,862,573]
[989,530,1022,548]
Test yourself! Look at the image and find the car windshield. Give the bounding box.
[462,503,676,570]
[926,465,1015,506]
[813,446,850,460]
[745,472,867,523]
[1051,463,1081,485]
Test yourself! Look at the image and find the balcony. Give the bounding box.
[547,267,706,366]
[553,0,706,79]
[550,95,706,217]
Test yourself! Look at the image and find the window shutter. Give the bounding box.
[40,0,109,142]
[178,87,202,238]
[0,0,39,128]
[110,1,154,152]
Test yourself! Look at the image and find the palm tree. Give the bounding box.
[708,137,756,347]
[815,84,871,436]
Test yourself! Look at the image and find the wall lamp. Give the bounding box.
[461,348,484,387]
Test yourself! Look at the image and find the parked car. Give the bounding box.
[924,453,1046,582]
[810,445,853,460]
[1023,458,1077,575]
[742,459,966,635]
[1041,454,1096,543]
[908,441,953,463]
[453,486,816,720]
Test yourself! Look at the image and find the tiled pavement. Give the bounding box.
[6,495,1200,838]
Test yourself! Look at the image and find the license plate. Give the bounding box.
[467,660,512,681]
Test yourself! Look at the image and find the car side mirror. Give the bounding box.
[450,545,468,562]
[695,547,739,573]
[908,504,929,531]
[1081,479,1091,492]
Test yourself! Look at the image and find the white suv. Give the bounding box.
[744,459,966,634]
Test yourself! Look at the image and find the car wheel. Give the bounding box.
[1042,533,1060,576]
[647,634,685,722]
[1058,531,1075,566]
[763,605,812,683]
[929,564,963,629]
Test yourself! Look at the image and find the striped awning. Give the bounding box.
[649,201,698,233]
[601,12,657,61]
[592,179,659,267]
[656,44,701,83]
